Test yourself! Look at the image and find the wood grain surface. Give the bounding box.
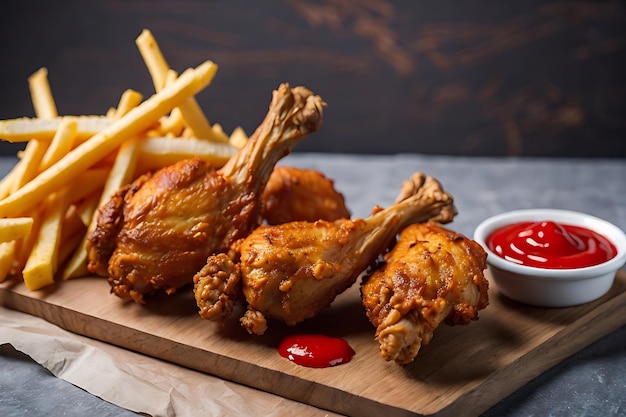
[1,269,625,417]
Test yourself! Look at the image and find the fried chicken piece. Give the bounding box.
[194,253,242,324]
[193,172,456,334]
[361,222,489,365]
[262,166,350,224]
[87,84,325,303]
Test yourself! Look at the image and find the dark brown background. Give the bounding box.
[1,0,624,157]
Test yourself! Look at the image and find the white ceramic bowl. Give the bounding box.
[473,208,626,307]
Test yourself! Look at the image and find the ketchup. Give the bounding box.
[487,220,617,269]
[278,334,355,368]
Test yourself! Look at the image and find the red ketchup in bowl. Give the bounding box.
[278,334,355,368]
[487,221,617,269]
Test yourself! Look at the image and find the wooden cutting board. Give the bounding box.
[1,269,625,417]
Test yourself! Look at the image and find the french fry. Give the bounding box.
[0,241,17,282]
[73,191,101,227]
[0,60,218,218]
[0,217,34,243]
[28,67,58,119]
[164,69,178,91]
[135,136,236,173]
[155,72,187,136]
[136,29,226,142]
[0,170,14,199]
[22,190,67,290]
[158,109,186,137]
[9,139,48,192]
[97,140,140,206]
[57,204,89,279]
[135,29,169,91]
[9,67,60,192]
[0,116,112,143]
[114,89,143,118]
[177,97,223,141]
[210,123,230,143]
[182,126,195,139]
[38,117,77,172]
[7,66,59,192]
[61,236,90,280]
[229,126,249,149]
[57,191,97,280]
[61,248,90,280]
[14,209,42,274]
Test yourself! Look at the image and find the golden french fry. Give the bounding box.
[0,217,34,243]
[9,139,48,192]
[0,60,218,218]
[135,29,169,91]
[0,241,17,282]
[57,204,89,275]
[6,68,59,196]
[115,89,143,119]
[177,97,223,141]
[61,238,90,280]
[156,72,186,136]
[62,208,98,280]
[38,118,77,172]
[135,136,236,173]
[98,139,140,208]
[57,195,96,280]
[164,69,178,89]
[136,29,225,142]
[158,108,185,137]
[14,209,42,273]
[28,67,58,119]
[210,123,230,143]
[182,126,195,138]
[0,170,14,199]
[0,116,112,143]
[229,126,249,149]
[22,190,67,290]
[73,192,100,227]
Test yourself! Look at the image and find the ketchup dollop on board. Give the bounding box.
[278,334,355,368]
[487,220,617,269]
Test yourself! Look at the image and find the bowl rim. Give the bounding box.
[473,208,626,280]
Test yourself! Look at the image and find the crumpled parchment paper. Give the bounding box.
[0,306,340,417]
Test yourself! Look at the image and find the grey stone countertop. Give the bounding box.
[1,153,625,417]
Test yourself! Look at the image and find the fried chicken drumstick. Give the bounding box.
[193,173,457,335]
[361,221,489,365]
[262,166,350,224]
[86,84,325,303]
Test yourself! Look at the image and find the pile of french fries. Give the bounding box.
[0,29,248,291]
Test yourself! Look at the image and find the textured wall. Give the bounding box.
[1,0,624,157]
